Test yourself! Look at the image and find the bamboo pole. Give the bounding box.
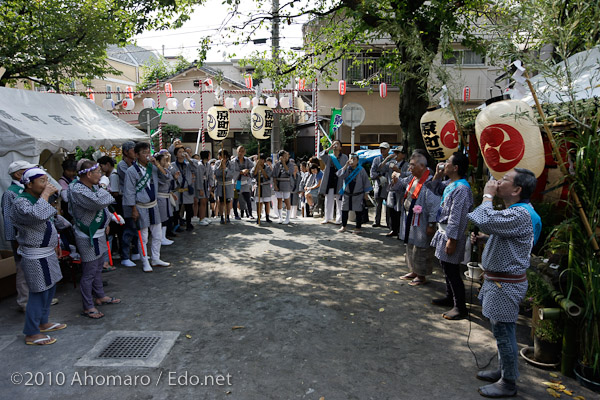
[524,71,599,253]
[448,101,468,152]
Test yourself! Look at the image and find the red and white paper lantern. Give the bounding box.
[86,88,95,102]
[475,99,544,179]
[164,82,173,98]
[338,80,346,95]
[203,79,213,90]
[245,75,253,89]
[126,86,134,100]
[463,86,470,102]
[122,98,135,111]
[379,82,387,98]
[238,97,251,109]
[419,106,459,161]
[298,78,306,91]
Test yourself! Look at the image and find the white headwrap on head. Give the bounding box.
[20,167,47,185]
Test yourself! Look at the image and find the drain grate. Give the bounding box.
[97,336,161,359]
[75,331,180,368]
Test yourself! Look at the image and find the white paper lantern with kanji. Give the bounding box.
[102,99,115,110]
[143,98,156,109]
[251,97,260,107]
[183,98,196,111]
[419,106,459,161]
[207,105,230,141]
[338,80,346,95]
[224,97,237,109]
[475,99,544,179]
[238,97,251,109]
[266,96,278,108]
[166,98,178,111]
[122,99,135,111]
[279,96,291,109]
[251,105,274,140]
[379,82,387,98]
[164,82,173,98]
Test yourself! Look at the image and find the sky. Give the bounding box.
[133,0,307,63]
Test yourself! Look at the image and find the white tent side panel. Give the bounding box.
[0,87,148,249]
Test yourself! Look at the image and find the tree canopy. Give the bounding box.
[0,0,193,89]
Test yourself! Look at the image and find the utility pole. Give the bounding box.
[271,0,281,155]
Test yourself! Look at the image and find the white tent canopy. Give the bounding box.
[0,87,148,248]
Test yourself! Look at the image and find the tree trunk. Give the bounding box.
[399,73,428,153]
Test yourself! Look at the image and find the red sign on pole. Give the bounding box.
[463,86,471,102]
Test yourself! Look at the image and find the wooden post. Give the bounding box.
[524,71,599,253]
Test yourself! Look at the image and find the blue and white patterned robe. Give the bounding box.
[2,181,23,241]
[68,181,115,262]
[426,179,473,265]
[468,201,536,322]
[12,194,63,292]
[123,162,161,229]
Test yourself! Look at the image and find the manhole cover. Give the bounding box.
[98,336,161,359]
[75,331,180,368]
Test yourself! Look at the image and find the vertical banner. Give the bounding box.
[329,108,343,141]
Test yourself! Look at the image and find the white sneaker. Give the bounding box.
[198,219,210,226]
[131,254,141,261]
[121,259,136,267]
[161,238,174,246]
[151,259,170,267]
[284,211,290,225]
[142,264,153,272]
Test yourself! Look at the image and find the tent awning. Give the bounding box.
[0,87,148,157]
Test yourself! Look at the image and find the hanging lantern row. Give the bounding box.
[103,96,195,111]
[223,96,292,110]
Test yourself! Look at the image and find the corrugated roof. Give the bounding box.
[107,44,159,66]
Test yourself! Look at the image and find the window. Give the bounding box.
[116,86,122,101]
[106,84,112,99]
[443,50,485,65]
[343,51,400,86]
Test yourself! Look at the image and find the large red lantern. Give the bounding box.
[420,106,459,161]
[475,98,544,179]
[379,82,387,98]
[338,80,346,95]
[164,82,173,98]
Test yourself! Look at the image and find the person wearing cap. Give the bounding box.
[370,142,391,228]
[336,154,372,233]
[2,160,37,311]
[12,167,68,345]
[391,152,440,286]
[385,146,410,238]
[123,142,170,272]
[68,159,122,319]
[318,140,348,225]
[117,141,140,267]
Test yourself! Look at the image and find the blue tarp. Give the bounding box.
[356,149,381,164]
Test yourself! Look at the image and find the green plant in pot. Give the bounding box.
[534,319,563,364]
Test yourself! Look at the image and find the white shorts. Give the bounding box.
[257,197,271,203]
[275,191,291,200]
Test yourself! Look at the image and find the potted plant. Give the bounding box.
[533,319,562,364]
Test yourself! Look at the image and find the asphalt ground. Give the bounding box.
[0,213,596,400]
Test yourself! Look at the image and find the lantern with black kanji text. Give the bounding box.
[207,105,230,141]
[419,106,459,161]
[251,105,274,140]
[475,98,544,179]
